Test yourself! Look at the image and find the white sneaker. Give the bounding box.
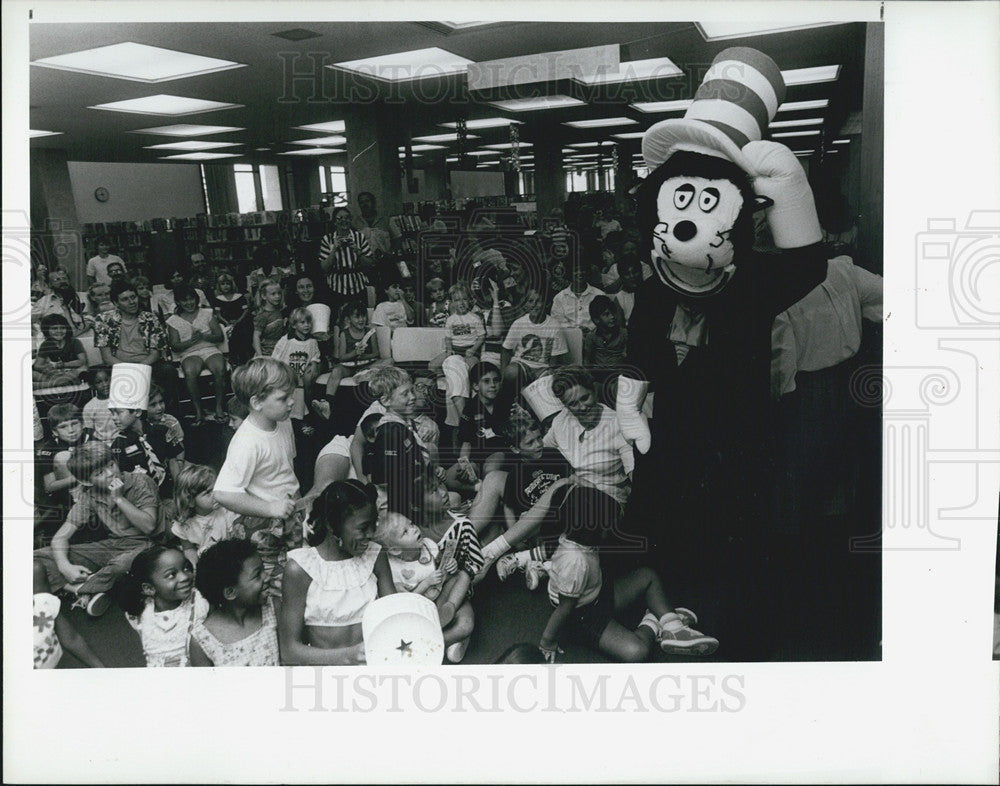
[446,639,469,663]
[659,616,719,656]
[525,560,548,591]
[71,592,110,617]
[495,554,522,582]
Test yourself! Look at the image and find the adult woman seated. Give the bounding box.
[279,481,396,665]
[165,283,227,425]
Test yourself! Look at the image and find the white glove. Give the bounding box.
[742,140,822,249]
[616,376,651,454]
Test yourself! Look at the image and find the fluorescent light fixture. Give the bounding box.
[145,140,242,151]
[824,149,841,154]
[439,22,495,29]
[465,150,500,157]
[482,142,533,150]
[440,118,522,130]
[832,138,851,145]
[446,156,460,162]
[130,123,243,136]
[612,131,646,139]
[769,117,823,129]
[407,144,447,152]
[792,151,814,157]
[631,99,693,113]
[489,95,585,112]
[32,42,246,83]
[696,21,842,41]
[564,116,638,129]
[777,99,829,112]
[290,135,347,146]
[781,65,841,86]
[568,141,608,148]
[331,47,473,82]
[295,120,346,133]
[90,94,241,116]
[771,130,821,138]
[575,58,683,86]
[160,152,242,161]
[412,132,479,143]
[279,148,344,156]
[30,129,62,138]
[255,147,270,151]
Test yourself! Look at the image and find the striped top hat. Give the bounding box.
[643,47,786,173]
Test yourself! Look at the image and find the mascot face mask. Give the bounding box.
[651,175,744,295]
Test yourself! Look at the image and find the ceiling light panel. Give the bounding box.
[564,117,638,129]
[32,42,246,83]
[631,99,693,113]
[280,148,344,156]
[332,47,473,82]
[832,138,852,145]
[612,131,646,139]
[411,132,479,143]
[696,22,842,41]
[777,99,829,112]
[440,118,522,130]
[90,94,242,116]
[145,140,242,151]
[781,65,841,86]
[30,129,62,138]
[574,58,683,85]
[160,152,242,161]
[131,123,244,136]
[482,142,533,150]
[490,95,585,112]
[771,130,821,138]
[769,118,823,129]
[295,120,346,133]
[290,136,347,146]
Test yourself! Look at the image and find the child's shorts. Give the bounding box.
[233,510,305,598]
[554,579,615,650]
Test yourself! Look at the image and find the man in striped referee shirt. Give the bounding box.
[318,206,373,308]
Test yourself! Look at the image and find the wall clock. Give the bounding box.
[94,187,110,202]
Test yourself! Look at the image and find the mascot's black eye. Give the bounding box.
[699,187,720,213]
[673,184,696,209]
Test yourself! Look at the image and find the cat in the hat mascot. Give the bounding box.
[614,48,828,657]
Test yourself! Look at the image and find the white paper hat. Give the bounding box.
[108,362,151,410]
[521,374,564,422]
[363,593,444,666]
[305,303,331,334]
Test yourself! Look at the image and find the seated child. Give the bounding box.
[33,313,88,388]
[189,539,280,667]
[539,486,718,663]
[454,362,507,482]
[320,300,385,402]
[401,279,424,326]
[375,510,474,663]
[146,383,185,482]
[583,295,628,369]
[371,271,408,330]
[34,570,105,669]
[109,400,183,498]
[213,358,304,599]
[424,277,450,327]
[252,280,286,358]
[417,476,485,662]
[35,404,91,545]
[430,282,487,433]
[271,307,322,429]
[226,394,250,433]
[82,366,118,443]
[115,545,209,667]
[172,464,241,565]
[33,441,161,616]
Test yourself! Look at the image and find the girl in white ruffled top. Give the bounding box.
[279,480,397,665]
[115,546,209,667]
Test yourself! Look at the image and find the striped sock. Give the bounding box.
[481,535,511,564]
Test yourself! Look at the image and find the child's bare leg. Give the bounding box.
[436,572,471,627]
[467,469,507,534]
[429,351,447,376]
[597,618,653,663]
[301,366,319,409]
[613,567,673,617]
[324,365,347,399]
[206,354,227,418]
[442,600,474,646]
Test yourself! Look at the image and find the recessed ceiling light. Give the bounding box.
[255,147,270,151]
[482,142,533,150]
[696,21,842,41]
[405,144,447,152]
[131,123,244,136]
[271,28,323,42]
[440,118,522,130]
[777,99,829,112]
[781,65,841,86]
[446,156,460,162]
[90,94,242,116]
[631,99,693,113]
[145,140,242,151]
[439,22,496,29]
[490,96,585,112]
[792,150,814,156]
[412,132,480,143]
[280,148,344,156]
[290,136,347,146]
[568,141,609,148]
[564,117,638,129]
[574,58,683,86]
[30,129,62,138]
[465,150,500,157]
[612,131,646,139]
[769,118,823,129]
[32,42,246,83]
[771,130,821,138]
[331,47,473,82]
[832,138,852,145]
[824,149,841,153]
[295,120,346,134]
[160,152,243,161]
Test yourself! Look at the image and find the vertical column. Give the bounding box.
[531,125,566,219]
[614,144,633,209]
[345,103,403,220]
[859,23,884,275]
[30,149,83,287]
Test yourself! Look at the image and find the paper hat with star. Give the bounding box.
[643,46,787,173]
[363,593,444,666]
[108,362,151,410]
